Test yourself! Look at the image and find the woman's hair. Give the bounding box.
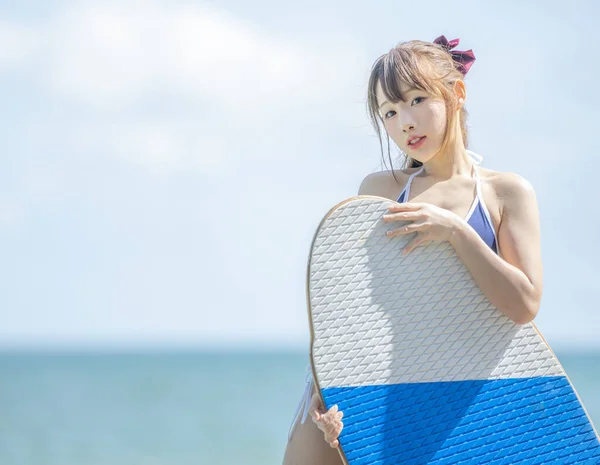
[366,39,470,178]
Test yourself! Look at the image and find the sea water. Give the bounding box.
[0,350,597,465]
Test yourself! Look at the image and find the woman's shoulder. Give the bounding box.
[479,167,537,205]
[358,168,421,198]
[479,167,534,198]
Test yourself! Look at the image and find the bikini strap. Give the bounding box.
[400,150,482,202]
[400,165,425,202]
[287,364,313,442]
[469,150,483,198]
[467,149,486,201]
[471,160,498,246]
[467,149,483,165]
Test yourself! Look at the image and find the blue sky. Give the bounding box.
[0,0,598,350]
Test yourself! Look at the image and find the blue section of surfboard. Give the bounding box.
[307,196,600,465]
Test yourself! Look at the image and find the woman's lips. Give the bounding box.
[407,136,426,150]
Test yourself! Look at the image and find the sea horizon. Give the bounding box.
[0,347,598,465]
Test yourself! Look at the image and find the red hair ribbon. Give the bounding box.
[433,35,476,76]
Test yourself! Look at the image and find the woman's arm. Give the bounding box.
[449,173,543,324]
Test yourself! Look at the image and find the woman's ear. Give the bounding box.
[454,80,466,109]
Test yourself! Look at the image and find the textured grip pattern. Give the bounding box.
[308,197,600,464]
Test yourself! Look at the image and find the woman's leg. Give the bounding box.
[282,387,344,465]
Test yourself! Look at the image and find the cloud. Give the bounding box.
[46,2,365,109]
[70,120,227,176]
[0,1,369,174]
[0,195,24,232]
[0,18,39,69]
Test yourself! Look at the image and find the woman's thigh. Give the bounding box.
[282,409,344,465]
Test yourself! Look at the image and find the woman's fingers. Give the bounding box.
[323,406,344,446]
[326,417,343,433]
[308,392,323,422]
[386,223,423,237]
[310,401,344,447]
[382,211,424,223]
[324,421,344,445]
[324,405,339,428]
[403,236,429,254]
[325,430,339,444]
[317,407,338,431]
[387,202,426,212]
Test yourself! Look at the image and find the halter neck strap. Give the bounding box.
[467,149,483,165]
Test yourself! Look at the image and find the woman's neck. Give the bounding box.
[421,145,474,181]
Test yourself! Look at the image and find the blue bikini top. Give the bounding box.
[396,151,498,254]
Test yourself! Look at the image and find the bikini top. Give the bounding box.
[397,150,498,254]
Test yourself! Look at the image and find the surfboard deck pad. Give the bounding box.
[307,196,600,465]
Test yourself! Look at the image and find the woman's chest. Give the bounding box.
[387,177,502,232]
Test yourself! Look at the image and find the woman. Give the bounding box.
[282,35,543,465]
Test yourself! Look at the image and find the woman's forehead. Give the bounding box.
[376,79,418,104]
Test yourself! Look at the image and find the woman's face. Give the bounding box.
[375,80,448,164]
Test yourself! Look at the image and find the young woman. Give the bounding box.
[282,35,543,465]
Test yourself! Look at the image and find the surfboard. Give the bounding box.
[307,196,600,465]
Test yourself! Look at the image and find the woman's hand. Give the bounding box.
[383,202,465,254]
[308,392,344,448]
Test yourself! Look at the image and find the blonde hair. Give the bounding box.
[366,39,470,176]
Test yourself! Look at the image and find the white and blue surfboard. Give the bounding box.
[307,197,600,465]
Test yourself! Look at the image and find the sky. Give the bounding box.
[0,0,598,351]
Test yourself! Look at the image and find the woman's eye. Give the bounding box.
[383,97,425,118]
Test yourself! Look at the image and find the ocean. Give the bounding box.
[0,350,598,465]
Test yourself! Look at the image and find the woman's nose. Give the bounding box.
[398,114,416,132]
